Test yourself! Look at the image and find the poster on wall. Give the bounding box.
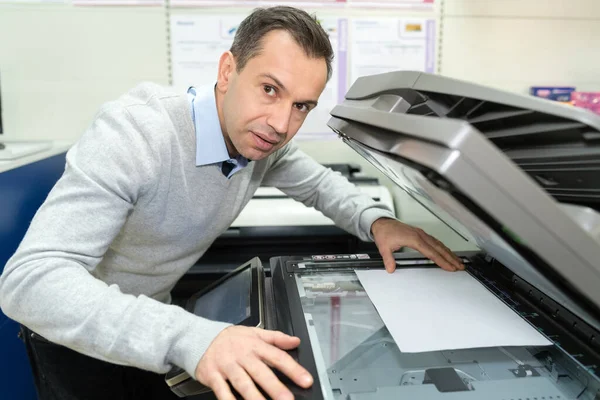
[170,14,348,139]
[170,0,345,7]
[349,18,436,87]
[0,0,67,3]
[73,0,162,5]
[348,0,433,9]
[297,16,347,140]
[169,0,433,8]
[170,14,245,88]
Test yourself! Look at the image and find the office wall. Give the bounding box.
[440,0,600,93]
[2,0,598,141]
[0,4,169,141]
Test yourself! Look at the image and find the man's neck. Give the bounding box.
[214,86,239,159]
[223,135,238,159]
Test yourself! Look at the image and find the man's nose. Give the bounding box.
[266,102,292,137]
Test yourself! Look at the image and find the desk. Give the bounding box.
[0,140,71,173]
[0,141,72,400]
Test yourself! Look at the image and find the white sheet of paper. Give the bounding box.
[355,268,552,352]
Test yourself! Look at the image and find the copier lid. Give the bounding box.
[327,71,600,329]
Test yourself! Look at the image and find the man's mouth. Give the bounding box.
[251,131,279,151]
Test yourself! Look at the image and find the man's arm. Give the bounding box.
[0,104,229,377]
[262,141,395,242]
[262,141,464,272]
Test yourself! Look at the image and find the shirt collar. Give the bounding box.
[188,84,249,169]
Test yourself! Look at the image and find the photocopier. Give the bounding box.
[167,71,600,400]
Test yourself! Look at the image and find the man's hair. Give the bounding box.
[230,6,334,81]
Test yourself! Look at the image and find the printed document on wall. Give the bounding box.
[2,0,66,3]
[170,14,246,89]
[297,17,348,140]
[171,0,345,7]
[348,0,434,9]
[349,18,436,87]
[73,0,162,5]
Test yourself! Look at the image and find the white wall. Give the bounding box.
[0,4,169,141]
[441,0,600,93]
[3,0,597,140]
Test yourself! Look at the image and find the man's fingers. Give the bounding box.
[414,241,456,271]
[431,236,463,268]
[438,239,465,270]
[255,329,300,350]
[257,342,313,389]
[205,373,236,400]
[226,364,266,400]
[242,357,294,400]
[409,229,462,271]
[424,235,463,270]
[195,326,307,400]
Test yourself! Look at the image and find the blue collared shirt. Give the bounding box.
[187,85,249,178]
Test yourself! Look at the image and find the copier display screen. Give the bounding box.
[192,267,252,324]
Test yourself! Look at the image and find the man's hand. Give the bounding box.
[371,217,464,273]
[195,326,313,400]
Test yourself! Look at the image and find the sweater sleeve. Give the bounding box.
[0,104,229,378]
[261,141,396,242]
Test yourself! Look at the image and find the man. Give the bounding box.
[0,6,463,400]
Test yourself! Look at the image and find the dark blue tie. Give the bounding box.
[221,161,234,177]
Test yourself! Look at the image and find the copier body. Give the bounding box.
[168,71,600,399]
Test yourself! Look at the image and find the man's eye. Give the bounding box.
[295,103,309,113]
[263,85,276,97]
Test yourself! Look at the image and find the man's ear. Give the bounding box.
[216,51,236,92]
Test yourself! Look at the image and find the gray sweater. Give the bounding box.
[0,83,395,379]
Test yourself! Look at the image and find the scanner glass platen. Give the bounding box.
[295,269,600,400]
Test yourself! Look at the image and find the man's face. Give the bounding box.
[215,30,328,161]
